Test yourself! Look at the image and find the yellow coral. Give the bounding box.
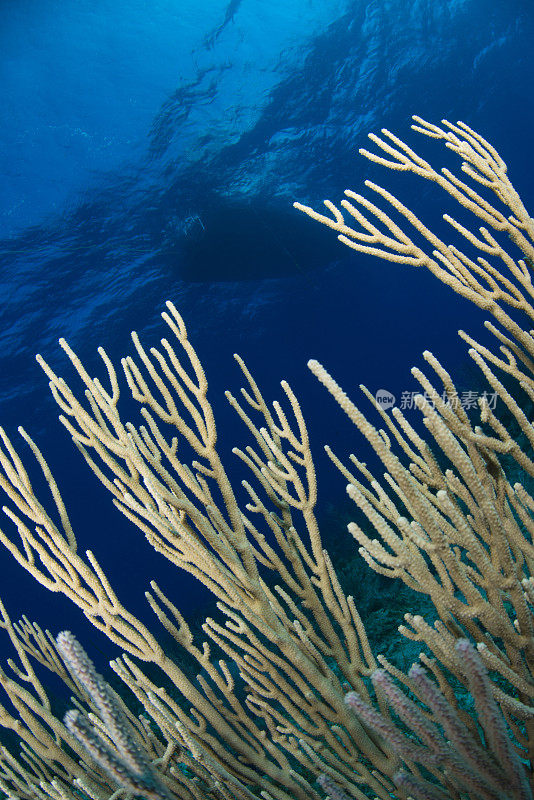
[0,118,532,798]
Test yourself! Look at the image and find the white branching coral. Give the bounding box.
[0,118,531,799]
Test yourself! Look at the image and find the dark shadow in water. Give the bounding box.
[163,196,342,281]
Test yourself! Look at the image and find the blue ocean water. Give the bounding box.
[0,0,533,656]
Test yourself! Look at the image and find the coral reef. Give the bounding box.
[0,118,532,798]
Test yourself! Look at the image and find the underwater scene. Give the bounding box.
[1,0,534,797]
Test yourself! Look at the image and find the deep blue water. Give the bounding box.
[0,0,533,660]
